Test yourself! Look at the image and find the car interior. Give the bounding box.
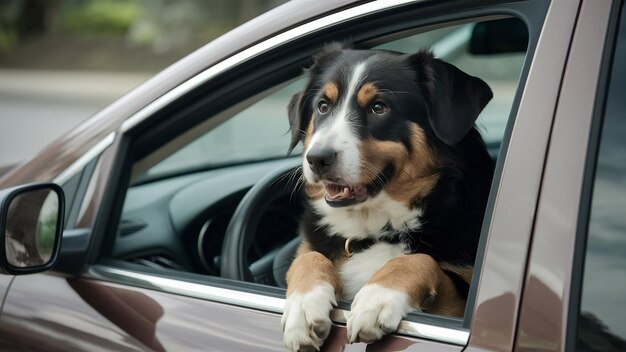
[104,16,530,318]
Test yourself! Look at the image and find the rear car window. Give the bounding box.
[577,3,626,350]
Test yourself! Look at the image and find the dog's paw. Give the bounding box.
[346,284,413,344]
[282,283,336,351]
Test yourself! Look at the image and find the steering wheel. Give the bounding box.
[220,161,301,284]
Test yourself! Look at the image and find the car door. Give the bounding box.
[0,0,581,351]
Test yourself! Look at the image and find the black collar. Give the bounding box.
[344,235,404,257]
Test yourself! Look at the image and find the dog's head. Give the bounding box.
[288,44,492,208]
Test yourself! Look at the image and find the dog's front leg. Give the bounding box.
[282,248,342,352]
[347,254,465,344]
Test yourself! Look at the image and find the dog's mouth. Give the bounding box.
[324,182,369,207]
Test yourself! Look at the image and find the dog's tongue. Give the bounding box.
[326,184,352,200]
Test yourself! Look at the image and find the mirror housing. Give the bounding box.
[0,183,64,275]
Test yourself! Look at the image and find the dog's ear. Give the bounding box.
[410,51,493,146]
[287,91,309,154]
[287,43,348,154]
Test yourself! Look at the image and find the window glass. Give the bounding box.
[577,4,626,350]
[141,19,526,181]
[378,22,525,146]
[144,79,306,179]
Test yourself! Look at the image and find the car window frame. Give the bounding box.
[82,0,554,347]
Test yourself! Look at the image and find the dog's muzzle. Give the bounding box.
[306,146,337,178]
[306,145,370,207]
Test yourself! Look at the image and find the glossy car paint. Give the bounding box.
[0,275,13,310]
[516,0,614,350]
[0,0,617,350]
[1,273,462,352]
[0,275,149,350]
[466,0,581,350]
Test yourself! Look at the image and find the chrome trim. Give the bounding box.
[121,0,422,133]
[87,265,284,312]
[53,132,115,185]
[75,157,102,225]
[86,266,470,346]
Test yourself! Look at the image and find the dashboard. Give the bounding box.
[112,157,302,286]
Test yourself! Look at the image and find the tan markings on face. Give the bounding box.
[323,82,339,104]
[303,115,315,149]
[305,183,325,200]
[359,138,406,183]
[286,249,342,297]
[440,263,473,285]
[357,83,377,109]
[359,124,440,206]
[367,254,465,317]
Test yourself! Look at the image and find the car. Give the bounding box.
[0,0,624,350]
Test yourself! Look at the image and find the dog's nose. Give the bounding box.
[306,146,337,176]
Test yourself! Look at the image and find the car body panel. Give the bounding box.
[1,274,463,351]
[1,0,621,350]
[0,274,148,351]
[467,0,581,350]
[516,0,614,350]
[0,275,13,310]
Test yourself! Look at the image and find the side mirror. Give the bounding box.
[0,183,64,275]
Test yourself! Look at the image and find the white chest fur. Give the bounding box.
[312,191,423,240]
[339,242,408,299]
[311,191,422,299]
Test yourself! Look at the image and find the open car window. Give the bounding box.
[116,18,528,292]
[134,21,525,184]
[378,21,525,147]
[116,16,527,294]
[137,79,306,182]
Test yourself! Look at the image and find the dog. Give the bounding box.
[281,44,494,351]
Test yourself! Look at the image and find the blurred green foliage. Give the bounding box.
[0,0,286,71]
[62,0,140,38]
[0,29,17,51]
[37,214,57,258]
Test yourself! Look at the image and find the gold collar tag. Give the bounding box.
[344,238,353,258]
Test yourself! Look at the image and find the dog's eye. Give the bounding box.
[318,100,330,114]
[371,102,388,115]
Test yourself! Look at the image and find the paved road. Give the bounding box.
[0,70,151,168]
[0,96,105,167]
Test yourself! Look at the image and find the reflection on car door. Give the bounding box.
[1,274,287,351]
[1,273,465,351]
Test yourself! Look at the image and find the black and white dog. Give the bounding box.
[282,44,494,351]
